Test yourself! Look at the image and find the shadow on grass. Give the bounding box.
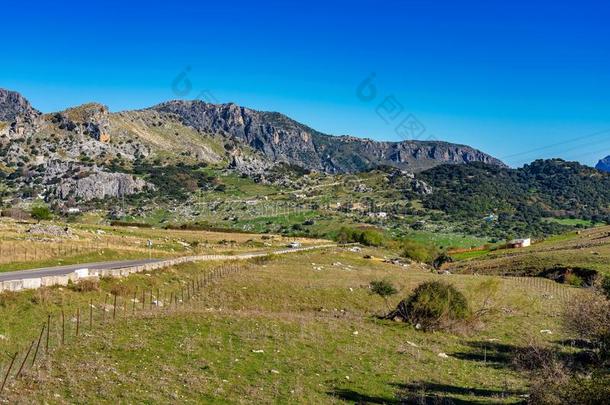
[450,341,515,369]
[328,382,526,405]
[395,382,526,405]
[451,340,599,372]
[328,388,398,404]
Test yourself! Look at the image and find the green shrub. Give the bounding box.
[565,272,584,287]
[400,239,438,264]
[360,229,384,246]
[335,227,384,247]
[31,204,52,221]
[388,281,470,331]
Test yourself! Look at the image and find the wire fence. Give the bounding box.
[0,260,251,396]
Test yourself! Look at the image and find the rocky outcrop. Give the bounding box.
[0,89,40,122]
[55,171,150,201]
[596,156,610,173]
[43,161,151,201]
[0,89,42,138]
[51,103,111,142]
[153,100,506,173]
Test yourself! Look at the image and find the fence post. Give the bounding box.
[76,308,80,337]
[0,353,18,394]
[46,315,51,353]
[89,299,93,329]
[113,295,117,320]
[31,324,46,366]
[132,290,137,313]
[102,295,108,323]
[16,340,36,378]
[61,310,65,345]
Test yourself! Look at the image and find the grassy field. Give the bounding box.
[0,218,327,273]
[0,247,584,403]
[448,225,610,278]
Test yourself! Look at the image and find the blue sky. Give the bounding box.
[3,0,609,167]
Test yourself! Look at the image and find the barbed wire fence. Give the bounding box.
[0,259,256,396]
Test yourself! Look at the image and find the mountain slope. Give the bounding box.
[411,159,610,237]
[0,88,504,204]
[152,100,505,173]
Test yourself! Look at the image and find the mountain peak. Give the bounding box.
[0,88,40,122]
[596,156,610,173]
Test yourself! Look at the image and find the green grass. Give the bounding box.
[0,248,582,403]
[449,225,610,277]
[542,218,595,226]
[406,231,489,250]
[450,249,491,261]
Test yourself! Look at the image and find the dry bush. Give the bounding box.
[109,283,130,297]
[249,255,276,265]
[518,296,610,404]
[0,290,20,307]
[512,338,561,372]
[70,279,100,293]
[528,367,610,405]
[30,288,52,304]
[563,292,610,362]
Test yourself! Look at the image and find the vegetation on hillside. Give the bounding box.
[414,159,610,238]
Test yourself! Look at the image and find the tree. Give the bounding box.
[370,279,398,311]
[31,205,52,222]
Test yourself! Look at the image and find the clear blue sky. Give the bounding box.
[3,0,609,167]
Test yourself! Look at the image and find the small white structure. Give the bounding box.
[368,212,388,219]
[288,241,301,248]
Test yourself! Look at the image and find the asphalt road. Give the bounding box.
[0,244,337,283]
[0,259,163,282]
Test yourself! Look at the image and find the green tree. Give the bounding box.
[370,279,398,311]
[31,205,52,222]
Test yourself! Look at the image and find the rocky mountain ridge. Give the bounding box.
[152,100,506,173]
[0,88,505,204]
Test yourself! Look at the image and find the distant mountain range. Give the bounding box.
[152,100,505,173]
[3,88,610,238]
[596,156,610,172]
